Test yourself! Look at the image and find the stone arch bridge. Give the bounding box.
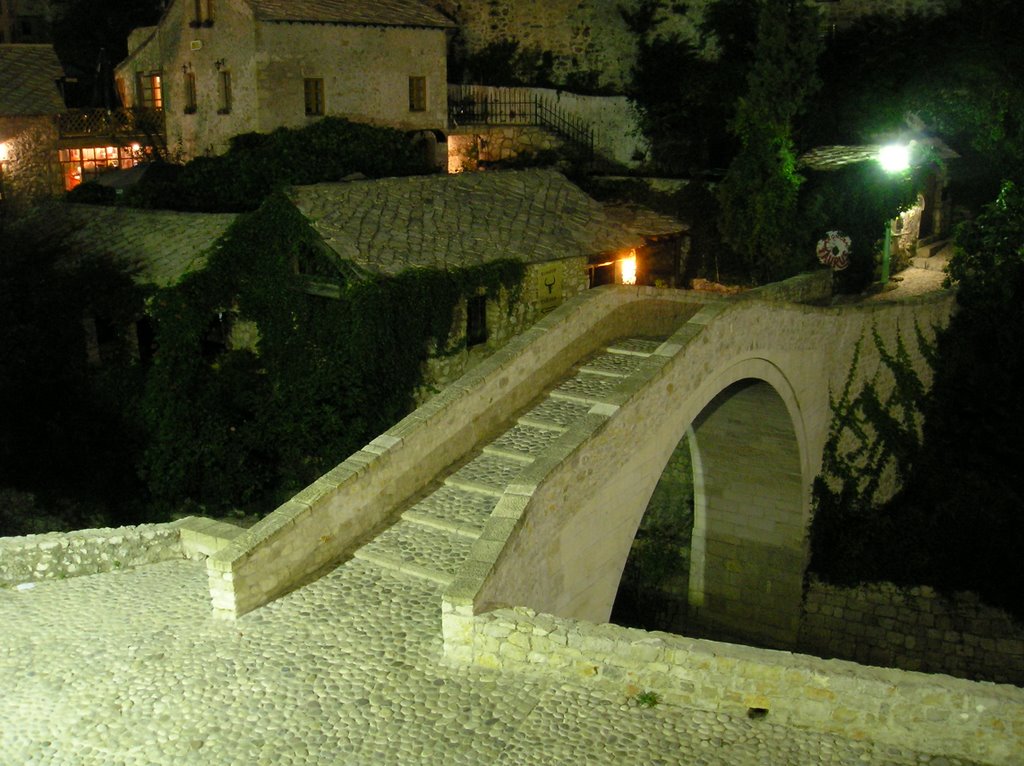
[208,271,952,651]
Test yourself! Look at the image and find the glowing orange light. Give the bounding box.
[0,142,9,162]
[620,250,637,285]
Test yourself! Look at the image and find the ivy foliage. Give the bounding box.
[70,117,429,213]
[809,326,934,585]
[140,192,525,513]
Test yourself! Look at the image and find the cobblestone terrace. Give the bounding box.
[1,554,983,766]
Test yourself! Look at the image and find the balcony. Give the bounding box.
[57,108,165,143]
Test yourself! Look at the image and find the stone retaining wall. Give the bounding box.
[800,577,1024,687]
[444,604,1023,766]
[0,517,243,584]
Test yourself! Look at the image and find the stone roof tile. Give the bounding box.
[250,0,455,28]
[290,169,642,276]
[48,204,237,288]
[0,44,65,117]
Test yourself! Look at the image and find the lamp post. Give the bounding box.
[877,142,911,285]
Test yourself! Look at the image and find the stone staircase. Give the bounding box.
[353,337,664,586]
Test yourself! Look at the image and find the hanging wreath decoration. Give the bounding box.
[816,230,852,271]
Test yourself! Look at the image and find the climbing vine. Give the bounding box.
[140,192,525,514]
[808,324,935,584]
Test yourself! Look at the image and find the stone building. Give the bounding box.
[289,168,667,396]
[39,169,680,393]
[0,0,68,44]
[0,43,64,212]
[114,0,455,161]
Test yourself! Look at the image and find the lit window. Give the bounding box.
[218,70,232,114]
[184,71,197,114]
[138,72,162,109]
[466,295,487,348]
[304,78,324,116]
[409,76,427,112]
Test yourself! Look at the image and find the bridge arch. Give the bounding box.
[611,357,811,647]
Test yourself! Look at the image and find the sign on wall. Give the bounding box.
[536,262,563,312]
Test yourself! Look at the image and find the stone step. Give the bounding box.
[579,351,648,378]
[606,338,661,357]
[353,519,474,586]
[402,485,498,538]
[517,396,592,432]
[444,453,527,496]
[550,370,623,404]
[483,423,561,462]
[357,338,664,588]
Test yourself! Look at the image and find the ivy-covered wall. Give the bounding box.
[141,191,525,515]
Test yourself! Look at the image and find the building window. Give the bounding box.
[191,0,213,26]
[466,295,488,348]
[304,78,324,116]
[58,145,144,190]
[408,76,427,112]
[184,71,197,113]
[218,70,232,114]
[138,72,162,109]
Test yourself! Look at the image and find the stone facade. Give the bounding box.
[448,125,562,171]
[115,0,451,160]
[800,577,1024,686]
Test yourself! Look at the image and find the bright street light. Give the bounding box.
[878,142,911,174]
[877,142,912,284]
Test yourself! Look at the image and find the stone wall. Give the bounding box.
[444,0,959,93]
[445,604,1023,766]
[418,257,589,401]
[442,0,704,93]
[448,85,647,167]
[0,517,244,584]
[0,115,61,212]
[800,577,1024,686]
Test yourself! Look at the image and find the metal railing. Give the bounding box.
[57,108,165,140]
[448,85,595,159]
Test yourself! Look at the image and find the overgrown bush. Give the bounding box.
[105,117,430,212]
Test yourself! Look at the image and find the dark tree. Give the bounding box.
[716,0,822,282]
[0,220,149,534]
[624,0,759,175]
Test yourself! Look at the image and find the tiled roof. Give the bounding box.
[250,0,455,28]
[602,203,687,239]
[290,169,643,276]
[0,44,65,117]
[46,204,237,288]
